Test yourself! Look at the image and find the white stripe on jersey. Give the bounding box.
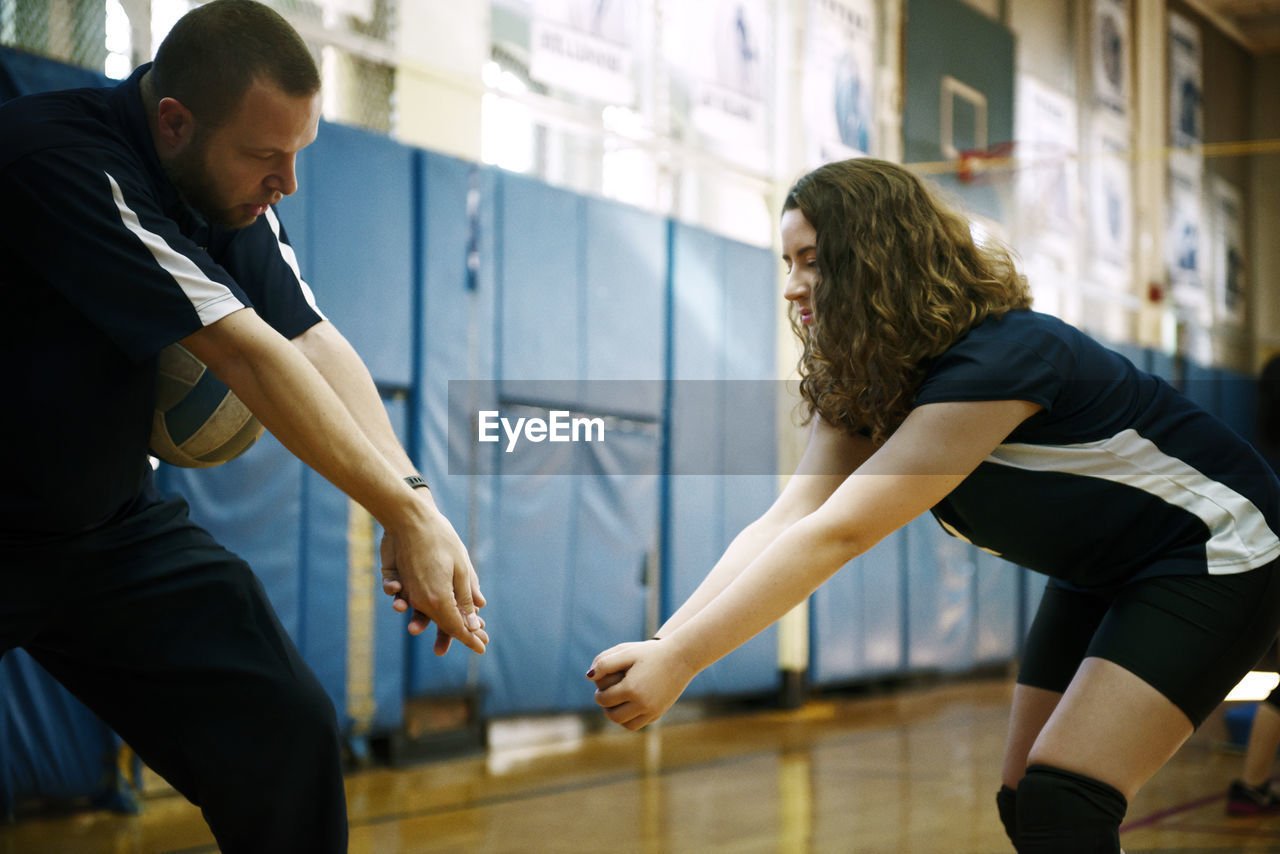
[264,206,325,320]
[989,429,1280,574]
[106,172,244,326]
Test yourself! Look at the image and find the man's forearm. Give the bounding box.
[182,309,423,529]
[292,320,418,478]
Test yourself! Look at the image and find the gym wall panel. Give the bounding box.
[1182,359,1221,418]
[1219,368,1258,446]
[973,552,1019,664]
[666,223,779,698]
[410,153,497,698]
[497,172,583,402]
[583,196,668,417]
[810,532,906,685]
[294,121,415,388]
[479,434,579,715]
[904,515,977,672]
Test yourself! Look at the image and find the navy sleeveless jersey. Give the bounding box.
[914,310,1280,588]
[0,65,324,541]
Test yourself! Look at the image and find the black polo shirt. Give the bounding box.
[0,64,324,542]
[918,310,1280,588]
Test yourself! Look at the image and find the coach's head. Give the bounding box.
[142,0,321,229]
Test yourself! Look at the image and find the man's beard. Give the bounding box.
[165,138,254,230]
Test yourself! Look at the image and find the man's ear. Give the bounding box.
[155,97,196,152]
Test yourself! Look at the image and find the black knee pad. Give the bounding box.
[996,785,1019,847]
[1016,764,1127,853]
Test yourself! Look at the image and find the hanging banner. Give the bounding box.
[1092,0,1129,117]
[1014,77,1078,276]
[1167,150,1206,317]
[1168,12,1203,149]
[1088,117,1133,285]
[666,0,770,165]
[1211,176,1245,327]
[529,0,639,105]
[803,0,877,166]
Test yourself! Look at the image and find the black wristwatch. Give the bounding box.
[404,475,429,491]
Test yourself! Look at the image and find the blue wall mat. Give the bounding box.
[810,531,906,685]
[1219,368,1258,446]
[156,437,305,639]
[371,395,410,730]
[480,431,578,715]
[974,551,1019,664]
[1148,350,1177,384]
[1182,359,1220,418]
[665,223,779,698]
[294,121,415,387]
[0,651,124,819]
[583,196,668,417]
[409,153,497,698]
[0,45,108,101]
[497,172,582,402]
[903,0,1015,222]
[559,428,661,708]
[299,466,350,728]
[904,515,976,672]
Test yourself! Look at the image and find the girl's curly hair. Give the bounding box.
[784,158,1032,444]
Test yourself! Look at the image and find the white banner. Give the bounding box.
[1014,77,1079,274]
[803,0,877,166]
[529,0,639,105]
[1211,176,1245,326]
[666,0,770,160]
[1168,12,1203,149]
[1167,149,1206,318]
[1088,118,1133,285]
[1092,0,1129,117]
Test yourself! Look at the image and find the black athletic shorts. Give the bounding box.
[1018,560,1280,728]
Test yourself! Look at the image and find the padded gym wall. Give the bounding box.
[666,222,778,699]
[409,151,497,698]
[478,172,665,716]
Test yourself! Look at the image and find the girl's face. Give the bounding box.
[781,208,818,327]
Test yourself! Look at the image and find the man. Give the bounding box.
[0,1,487,850]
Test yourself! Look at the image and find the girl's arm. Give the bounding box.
[654,416,875,639]
[590,398,1041,729]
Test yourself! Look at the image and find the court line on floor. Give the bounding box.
[1121,791,1229,833]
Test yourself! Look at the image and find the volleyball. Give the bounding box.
[150,342,264,468]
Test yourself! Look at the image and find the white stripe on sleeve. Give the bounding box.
[107,172,244,326]
[264,206,325,319]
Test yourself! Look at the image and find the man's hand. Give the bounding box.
[587,640,696,730]
[379,505,487,654]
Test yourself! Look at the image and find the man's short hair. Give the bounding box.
[150,0,321,130]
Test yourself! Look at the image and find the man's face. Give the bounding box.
[168,79,321,229]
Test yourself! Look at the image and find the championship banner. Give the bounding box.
[1014,77,1078,275]
[666,0,770,166]
[803,0,876,166]
[1167,149,1206,318]
[1168,12,1203,149]
[1088,117,1133,286]
[1092,0,1129,117]
[529,0,639,105]
[1211,176,1245,327]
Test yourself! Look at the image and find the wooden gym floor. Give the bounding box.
[3,676,1279,853]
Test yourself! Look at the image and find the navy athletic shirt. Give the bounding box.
[915,310,1280,588]
[0,64,324,543]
